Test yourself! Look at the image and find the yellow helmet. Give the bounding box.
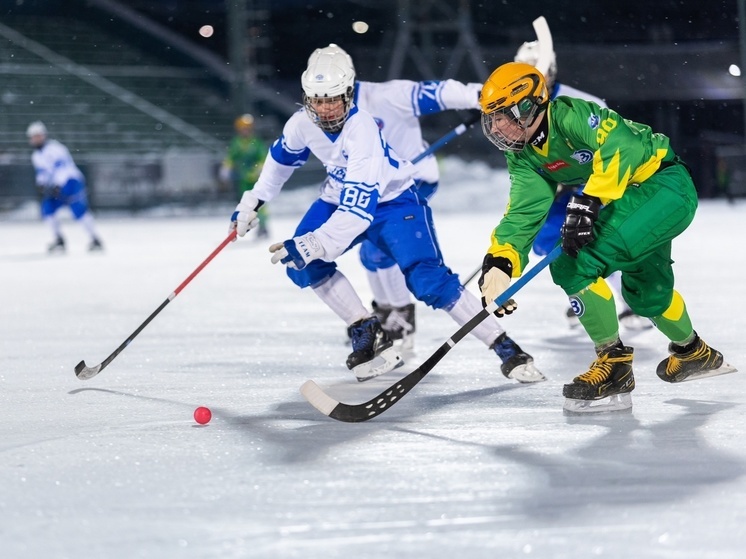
[479,62,549,152]
[234,114,255,133]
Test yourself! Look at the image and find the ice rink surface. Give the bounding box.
[1,159,745,558]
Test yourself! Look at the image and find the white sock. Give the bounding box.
[78,212,100,241]
[313,271,370,326]
[44,215,61,239]
[366,269,389,307]
[446,290,504,346]
[377,265,412,307]
[607,271,631,312]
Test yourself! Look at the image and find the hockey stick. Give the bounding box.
[410,111,480,165]
[461,264,482,288]
[301,245,562,422]
[74,230,238,380]
[532,16,554,78]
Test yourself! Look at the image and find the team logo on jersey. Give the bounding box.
[570,149,594,164]
[374,117,384,130]
[588,114,600,129]
[568,296,585,318]
[544,160,570,172]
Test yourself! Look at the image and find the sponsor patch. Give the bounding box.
[568,296,585,318]
[543,160,570,172]
[570,149,594,164]
[588,114,600,129]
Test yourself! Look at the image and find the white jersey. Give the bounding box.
[354,79,482,184]
[552,82,608,108]
[252,105,416,261]
[31,139,84,188]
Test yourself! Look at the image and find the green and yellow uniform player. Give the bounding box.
[221,114,269,237]
[476,62,735,412]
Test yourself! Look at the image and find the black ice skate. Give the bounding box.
[88,238,104,252]
[382,303,416,351]
[346,316,403,382]
[565,306,581,329]
[490,333,545,383]
[48,235,66,253]
[563,343,635,413]
[618,308,653,330]
[656,335,737,383]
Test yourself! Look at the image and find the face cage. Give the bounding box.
[303,92,351,133]
[480,102,540,153]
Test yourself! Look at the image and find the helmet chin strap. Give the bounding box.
[531,16,554,78]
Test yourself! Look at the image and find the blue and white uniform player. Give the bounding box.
[310,46,532,362]
[27,121,103,253]
[230,47,546,384]
[514,38,649,329]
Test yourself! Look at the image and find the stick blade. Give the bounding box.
[75,360,102,380]
[300,380,340,417]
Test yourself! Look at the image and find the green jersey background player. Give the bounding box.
[476,61,736,413]
[220,114,270,238]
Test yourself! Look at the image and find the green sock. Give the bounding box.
[650,290,694,345]
[570,278,620,348]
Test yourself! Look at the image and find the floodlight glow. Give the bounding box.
[199,25,214,38]
[352,21,369,34]
[728,64,741,77]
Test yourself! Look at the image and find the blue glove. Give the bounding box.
[269,232,324,271]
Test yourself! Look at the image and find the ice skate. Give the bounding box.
[618,308,652,330]
[346,316,403,382]
[491,333,545,383]
[656,335,737,383]
[47,235,65,253]
[345,300,391,346]
[565,306,580,329]
[563,343,635,413]
[382,303,416,351]
[88,237,104,252]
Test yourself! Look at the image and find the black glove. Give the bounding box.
[478,254,517,317]
[560,194,602,258]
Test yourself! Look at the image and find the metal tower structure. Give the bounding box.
[387,0,488,81]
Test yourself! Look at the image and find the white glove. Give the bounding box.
[478,254,517,317]
[269,232,325,271]
[230,191,260,237]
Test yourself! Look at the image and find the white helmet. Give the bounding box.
[307,43,355,73]
[301,47,356,133]
[26,120,48,138]
[514,40,557,90]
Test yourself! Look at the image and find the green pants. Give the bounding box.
[550,162,697,317]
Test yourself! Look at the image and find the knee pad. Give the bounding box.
[359,240,395,272]
[286,260,337,288]
[405,260,462,309]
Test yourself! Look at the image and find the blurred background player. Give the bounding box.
[220,114,269,238]
[514,31,650,330]
[230,46,545,384]
[27,121,103,253]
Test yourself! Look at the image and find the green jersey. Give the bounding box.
[224,136,267,194]
[491,96,675,275]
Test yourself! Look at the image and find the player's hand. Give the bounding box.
[230,191,262,237]
[269,232,324,271]
[478,254,517,317]
[561,194,601,258]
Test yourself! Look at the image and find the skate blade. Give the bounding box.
[563,392,633,414]
[507,362,547,384]
[354,347,404,382]
[664,362,738,383]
